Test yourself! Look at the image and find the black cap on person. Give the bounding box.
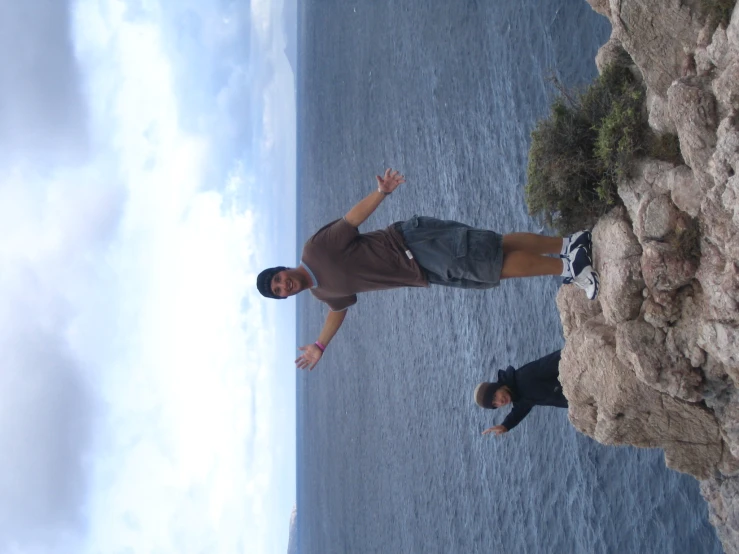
[256,266,288,299]
[473,381,504,409]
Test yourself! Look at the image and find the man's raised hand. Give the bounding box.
[295,343,323,371]
[376,168,405,194]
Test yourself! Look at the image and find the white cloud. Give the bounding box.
[0,0,89,164]
[0,0,296,552]
[250,0,278,44]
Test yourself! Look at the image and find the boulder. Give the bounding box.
[616,318,703,401]
[556,284,602,338]
[635,193,681,240]
[604,0,706,97]
[592,207,644,324]
[659,164,702,217]
[641,240,699,293]
[667,77,719,180]
[595,35,629,74]
[560,318,726,479]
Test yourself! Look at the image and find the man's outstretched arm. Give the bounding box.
[295,308,348,370]
[344,168,405,228]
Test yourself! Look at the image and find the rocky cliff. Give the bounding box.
[562,1,739,551]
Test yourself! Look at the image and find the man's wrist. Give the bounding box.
[377,187,391,196]
[314,341,326,353]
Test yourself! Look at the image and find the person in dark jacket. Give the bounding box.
[473,350,568,436]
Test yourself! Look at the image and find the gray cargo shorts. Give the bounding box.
[394,215,504,289]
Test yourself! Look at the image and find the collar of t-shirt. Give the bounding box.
[300,262,319,289]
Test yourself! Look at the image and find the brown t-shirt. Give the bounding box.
[301,218,428,311]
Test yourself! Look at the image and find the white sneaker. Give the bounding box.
[567,245,600,300]
[565,230,593,259]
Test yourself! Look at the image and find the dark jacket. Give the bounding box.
[497,350,567,431]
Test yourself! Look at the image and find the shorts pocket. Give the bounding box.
[465,230,499,260]
[452,229,468,257]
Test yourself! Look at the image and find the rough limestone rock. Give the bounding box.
[695,239,739,321]
[714,61,739,112]
[570,3,739,551]
[556,285,602,338]
[701,476,739,554]
[663,295,706,367]
[698,322,739,382]
[635,193,680,240]
[711,390,739,463]
[595,36,628,75]
[648,89,678,134]
[586,0,610,18]
[618,159,677,222]
[668,77,719,184]
[731,7,739,50]
[559,315,724,479]
[658,164,701,217]
[641,240,699,293]
[591,207,644,325]
[616,319,703,401]
[604,0,706,97]
[706,27,738,72]
[711,116,739,221]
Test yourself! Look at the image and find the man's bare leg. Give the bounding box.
[499,231,600,299]
[502,233,564,256]
[500,251,564,279]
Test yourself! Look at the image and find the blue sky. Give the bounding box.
[0,0,297,552]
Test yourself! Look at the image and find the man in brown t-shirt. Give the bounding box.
[300,217,427,312]
[256,168,599,371]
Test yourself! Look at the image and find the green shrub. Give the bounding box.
[526,64,648,234]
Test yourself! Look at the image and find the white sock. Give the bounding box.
[560,258,572,278]
[559,236,569,258]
